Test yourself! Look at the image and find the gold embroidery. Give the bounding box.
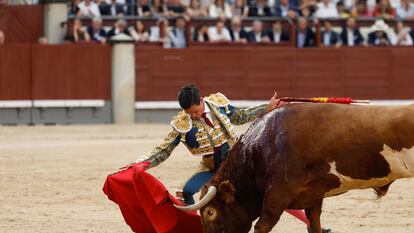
[171,111,192,133]
[204,92,230,107]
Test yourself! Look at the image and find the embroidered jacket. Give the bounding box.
[141,93,267,169]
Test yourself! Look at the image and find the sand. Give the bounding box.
[1,124,413,233]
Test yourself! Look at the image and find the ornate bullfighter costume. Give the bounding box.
[139,93,267,204]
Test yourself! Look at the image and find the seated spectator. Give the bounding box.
[69,0,81,15]
[73,18,91,42]
[340,17,364,46]
[150,18,174,48]
[350,0,371,17]
[194,25,210,42]
[296,17,315,47]
[314,0,339,18]
[209,0,232,18]
[275,0,298,17]
[107,19,131,40]
[373,0,396,19]
[247,20,270,43]
[298,0,318,17]
[392,21,413,45]
[368,19,391,46]
[38,37,48,45]
[100,0,125,16]
[170,17,187,48]
[337,1,350,18]
[321,20,340,47]
[228,16,248,43]
[247,0,272,17]
[396,0,414,19]
[167,0,186,16]
[129,20,150,42]
[151,0,168,16]
[78,0,101,17]
[186,0,208,17]
[267,20,290,43]
[0,30,5,45]
[87,17,107,44]
[208,20,232,42]
[232,0,249,17]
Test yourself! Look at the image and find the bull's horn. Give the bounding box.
[173,186,217,211]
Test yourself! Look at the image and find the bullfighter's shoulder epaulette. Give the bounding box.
[204,92,230,107]
[171,111,192,134]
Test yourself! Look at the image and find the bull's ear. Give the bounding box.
[218,180,236,204]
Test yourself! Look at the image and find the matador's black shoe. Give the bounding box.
[307,226,332,233]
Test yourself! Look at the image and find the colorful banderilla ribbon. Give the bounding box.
[280,97,370,104]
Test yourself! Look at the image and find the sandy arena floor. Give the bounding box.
[1,124,413,233]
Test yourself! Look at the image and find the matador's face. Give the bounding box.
[184,101,205,120]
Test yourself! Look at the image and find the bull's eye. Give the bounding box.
[203,207,218,222]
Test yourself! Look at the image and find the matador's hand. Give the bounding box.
[267,92,279,112]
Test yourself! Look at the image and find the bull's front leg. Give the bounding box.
[253,188,290,233]
[305,199,323,233]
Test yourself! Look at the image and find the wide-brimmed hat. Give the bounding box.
[371,19,389,31]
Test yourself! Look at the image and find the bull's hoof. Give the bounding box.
[307,226,332,233]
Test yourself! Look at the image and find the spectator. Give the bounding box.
[247,20,270,43]
[38,37,48,45]
[107,19,131,40]
[296,17,315,47]
[228,16,248,43]
[100,0,125,16]
[151,0,168,16]
[73,18,91,42]
[247,0,272,17]
[314,0,339,18]
[209,0,232,18]
[194,25,210,42]
[368,19,391,46]
[87,17,107,44]
[170,17,187,48]
[186,0,208,17]
[129,20,150,42]
[0,30,5,45]
[298,0,318,17]
[150,18,174,48]
[350,0,371,17]
[78,0,101,17]
[396,0,414,19]
[337,1,350,18]
[267,20,290,43]
[232,0,249,17]
[373,0,396,19]
[340,17,364,46]
[167,0,186,16]
[208,20,232,42]
[275,0,298,18]
[391,21,413,45]
[69,0,81,15]
[320,20,340,47]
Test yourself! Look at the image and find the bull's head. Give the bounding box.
[174,180,252,233]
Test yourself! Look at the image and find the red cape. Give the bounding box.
[103,163,203,233]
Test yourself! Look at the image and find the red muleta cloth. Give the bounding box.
[103,162,203,233]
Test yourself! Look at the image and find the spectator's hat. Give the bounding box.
[370,19,389,32]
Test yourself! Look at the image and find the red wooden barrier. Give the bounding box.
[135,46,414,101]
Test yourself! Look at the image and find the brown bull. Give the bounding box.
[174,103,414,233]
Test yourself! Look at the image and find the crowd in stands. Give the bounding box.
[69,0,414,19]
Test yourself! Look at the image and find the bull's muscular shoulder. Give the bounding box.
[171,111,192,133]
[204,92,230,107]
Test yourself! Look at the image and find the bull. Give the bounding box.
[174,103,414,233]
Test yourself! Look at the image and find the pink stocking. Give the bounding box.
[285,209,310,225]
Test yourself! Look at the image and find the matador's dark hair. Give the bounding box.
[177,84,201,110]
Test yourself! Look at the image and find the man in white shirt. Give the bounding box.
[314,0,339,18]
[208,20,232,42]
[78,0,101,17]
[247,20,270,43]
